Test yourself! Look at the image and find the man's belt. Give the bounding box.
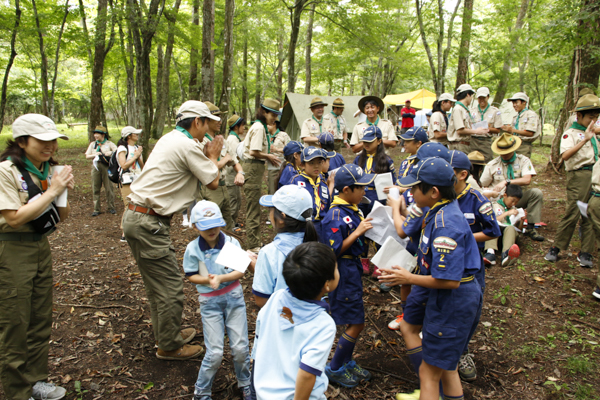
[128,204,170,218]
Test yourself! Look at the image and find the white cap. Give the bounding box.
[12,114,68,141]
[190,200,226,230]
[507,92,529,103]
[121,126,143,138]
[476,87,490,98]
[438,93,456,102]
[456,84,474,94]
[176,101,220,123]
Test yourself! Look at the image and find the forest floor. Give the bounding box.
[1,137,599,400]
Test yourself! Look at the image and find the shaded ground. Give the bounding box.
[1,139,599,400]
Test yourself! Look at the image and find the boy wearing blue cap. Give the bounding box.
[319,132,346,171]
[398,127,429,179]
[277,141,303,188]
[183,200,253,400]
[321,164,374,388]
[380,158,483,400]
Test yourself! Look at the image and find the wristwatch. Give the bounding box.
[506,180,511,186]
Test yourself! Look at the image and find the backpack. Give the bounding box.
[107,151,121,183]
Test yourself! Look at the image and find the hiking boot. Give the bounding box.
[155,328,196,346]
[156,344,204,360]
[395,391,421,400]
[502,244,520,267]
[91,211,101,217]
[241,385,253,400]
[345,360,372,381]
[458,353,477,382]
[577,252,593,268]
[483,252,496,266]
[109,209,117,214]
[525,229,545,241]
[388,314,404,330]
[593,287,600,300]
[545,247,559,262]
[325,363,360,388]
[32,381,66,400]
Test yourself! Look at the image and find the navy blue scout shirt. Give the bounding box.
[352,154,396,205]
[397,156,418,182]
[290,172,331,221]
[456,183,501,250]
[322,199,368,259]
[328,152,346,171]
[278,162,297,189]
[402,204,428,257]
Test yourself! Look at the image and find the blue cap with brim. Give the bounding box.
[416,142,451,162]
[325,151,336,158]
[283,141,304,157]
[259,185,313,221]
[398,157,455,187]
[319,132,335,145]
[449,150,472,170]
[190,200,227,230]
[301,146,327,162]
[400,127,429,144]
[334,164,375,191]
[360,125,382,143]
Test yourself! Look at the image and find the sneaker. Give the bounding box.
[109,209,117,214]
[91,211,101,217]
[388,314,404,330]
[156,344,204,360]
[344,360,372,381]
[380,283,392,292]
[325,363,360,388]
[193,395,210,400]
[593,287,600,300]
[545,246,559,262]
[458,353,477,382]
[502,244,520,267]
[361,258,371,275]
[31,381,66,400]
[577,252,593,268]
[120,234,127,243]
[395,391,421,400]
[181,327,196,344]
[483,252,496,266]
[241,385,253,400]
[526,229,545,241]
[233,224,242,233]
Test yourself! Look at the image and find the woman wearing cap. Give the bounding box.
[242,99,283,252]
[116,126,144,241]
[0,114,74,400]
[503,92,540,158]
[447,84,488,153]
[267,120,291,195]
[428,94,455,146]
[301,97,328,145]
[350,95,398,154]
[323,98,350,152]
[85,125,117,216]
[226,115,247,231]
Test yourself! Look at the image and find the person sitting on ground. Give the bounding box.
[85,125,117,216]
[485,184,524,268]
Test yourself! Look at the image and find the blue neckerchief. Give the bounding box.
[273,232,304,256]
[197,231,226,252]
[277,288,330,331]
[175,125,194,140]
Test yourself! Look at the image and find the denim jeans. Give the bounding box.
[195,284,251,396]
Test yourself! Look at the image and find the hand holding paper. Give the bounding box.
[371,236,417,272]
[214,242,252,273]
[375,172,393,201]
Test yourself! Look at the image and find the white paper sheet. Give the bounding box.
[51,166,68,207]
[364,202,406,246]
[371,236,417,272]
[473,121,489,130]
[577,201,588,218]
[375,172,393,201]
[509,208,526,226]
[92,155,99,171]
[214,241,252,273]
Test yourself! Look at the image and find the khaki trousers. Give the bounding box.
[91,163,115,212]
[516,141,533,159]
[267,168,279,195]
[227,185,242,224]
[122,209,185,351]
[334,140,343,153]
[553,169,594,253]
[119,184,133,230]
[0,239,53,400]
[585,196,600,287]
[517,188,543,224]
[201,184,234,230]
[485,225,518,252]
[470,137,494,163]
[242,161,265,248]
[448,142,470,154]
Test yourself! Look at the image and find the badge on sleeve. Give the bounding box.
[563,134,568,139]
[343,216,352,224]
[432,236,457,253]
[479,202,493,215]
[409,205,423,219]
[298,181,306,188]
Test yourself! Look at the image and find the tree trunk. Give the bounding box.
[200,0,215,102]
[118,17,137,126]
[188,0,200,100]
[493,0,529,105]
[88,0,110,140]
[304,3,315,95]
[31,0,50,117]
[287,0,307,93]
[218,0,235,118]
[455,0,473,89]
[49,0,69,120]
[172,56,187,103]
[0,0,21,134]
[254,51,261,111]
[242,39,248,120]
[277,33,284,102]
[78,0,93,64]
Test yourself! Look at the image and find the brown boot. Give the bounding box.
[156,344,204,360]
[180,327,196,344]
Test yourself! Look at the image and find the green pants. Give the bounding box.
[91,163,115,212]
[448,142,470,154]
[485,225,518,252]
[122,209,185,352]
[585,196,600,287]
[554,169,594,253]
[470,137,494,163]
[0,239,53,400]
[267,168,279,195]
[334,140,343,153]
[516,141,533,159]
[227,185,242,224]
[517,188,543,224]
[201,184,234,230]
[242,161,265,249]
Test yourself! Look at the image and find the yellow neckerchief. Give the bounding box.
[331,196,364,221]
[365,153,375,173]
[456,183,471,200]
[402,157,416,177]
[286,161,298,172]
[422,199,452,229]
[299,171,323,219]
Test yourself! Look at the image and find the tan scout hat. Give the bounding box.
[204,101,224,116]
[456,84,474,94]
[507,92,529,103]
[121,126,142,138]
[332,98,345,108]
[476,87,490,98]
[227,114,244,129]
[573,94,600,112]
[438,93,457,102]
[12,114,68,141]
[358,95,384,114]
[467,151,486,165]
[309,97,328,109]
[177,100,220,122]
[261,98,282,116]
[579,88,596,98]
[492,132,521,155]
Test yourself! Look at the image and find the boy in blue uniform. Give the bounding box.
[319,132,346,171]
[397,127,429,180]
[278,141,303,188]
[252,242,339,400]
[322,164,375,388]
[380,158,483,400]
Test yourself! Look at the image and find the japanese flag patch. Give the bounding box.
[343,216,352,224]
[432,236,457,252]
[298,181,306,188]
[479,202,493,215]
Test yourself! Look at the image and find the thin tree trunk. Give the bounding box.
[188,0,200,100]
[242,39,248,119]
[304,3,315,95]
[88,0,110,140]
[455,0,473,89]
[49,0,69,120]
[287,0,307,93]
[78,0,93,64]
[0,0,21,134]
[200,0,215,102]
[31,0,50,116]
[254,51,261,111]
[277,33,284,102]
[218,0,235,118]
[172,56,186,103]
[118,17,137,126]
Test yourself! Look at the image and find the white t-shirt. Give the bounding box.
[117,145,142,175]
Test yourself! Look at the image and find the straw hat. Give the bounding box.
[332,98,345,108]
[261,98,282,115]
[492,133,522,155]
[203,101,223,115]
[572,94,600,113]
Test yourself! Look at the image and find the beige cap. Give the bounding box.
[507,92,529,103]
[261,98,282,115]
[177,101,220,122]
[579,88,596,98]
[456,84,474,94]
[12,114,68,141]
[438,93,457,102]
[203,101,224,116]
[121,126,142,138]
[467,151,486,165]
[476,87,490,98]
[227,114,243,129]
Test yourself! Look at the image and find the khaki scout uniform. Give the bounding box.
[350,119,397,147]
[85,140,117,212]
[447,102,473,154]
[268,130,291,194]
[553,125,598,254]
[586,158,600,288]
[124,128,218,352]
[511,109,540,158]
[0,160,56,400]
[427,111,449,146]
[323,112,347,152]
[225,131,243,223]
[480,154,543,224]
[471,105,503,162]
[300,117,323,141]
[242,121,271,249]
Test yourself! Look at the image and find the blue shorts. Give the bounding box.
[329,258,364,325]
[422,279,482,371]
[402,285,430,326]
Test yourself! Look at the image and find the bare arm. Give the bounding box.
[293,369,317,400]
[383,139,397,148]
[253,296,268,308]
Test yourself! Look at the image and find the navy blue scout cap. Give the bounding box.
[449,150,472,170]
[334,164,375,191]
[416,142,451,162]
[400,127,429,144]
[319,132,335,145]
[283,141,303,157]
[398,157,455,187]
[360,126,382,142]
[301,146,327,162]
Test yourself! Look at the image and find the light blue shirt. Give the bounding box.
[252,232,304,299]
[252,289,336,400]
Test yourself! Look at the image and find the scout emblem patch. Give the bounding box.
[563,134,568,139]
[479,202,493,215]
[409,205,423,219]
[18,174,27,190]
[280,307,294,324]
[432,236,457,253]
[203,209,215,217]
